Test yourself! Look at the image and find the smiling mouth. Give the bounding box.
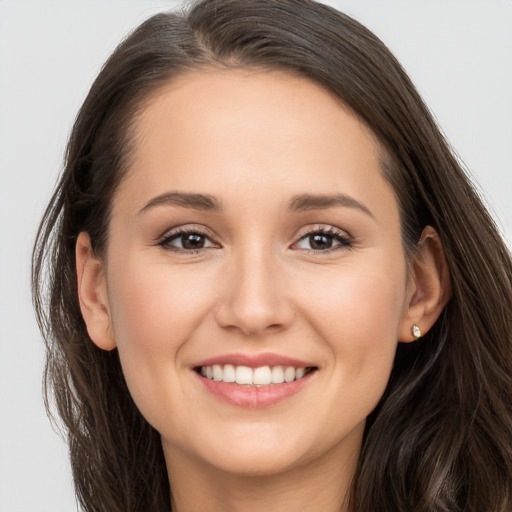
[195,364,317,386]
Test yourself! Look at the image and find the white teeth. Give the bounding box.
[284,366,296,383]
[253,366,272,385]
[223,364,236,383]
[271,366,285,384]
[235,366,253,385]
[199,364,312,385]
[295,368,306,380]
[212,364,223,381]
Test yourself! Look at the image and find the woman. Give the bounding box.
[32,0,512,510]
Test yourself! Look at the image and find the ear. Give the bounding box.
[398,226,451,342]
[76,232,116,350]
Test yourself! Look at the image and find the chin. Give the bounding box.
[173,423,315,477]
[206,447,307,477]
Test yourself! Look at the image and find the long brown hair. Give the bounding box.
[32,1,512,510]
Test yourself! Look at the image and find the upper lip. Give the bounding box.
[194,352,316,369]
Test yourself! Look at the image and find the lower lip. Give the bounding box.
[197,372,315,408]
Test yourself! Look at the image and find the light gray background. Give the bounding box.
[1,1,511,510]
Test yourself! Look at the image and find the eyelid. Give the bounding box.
[291,225,353,252]
[157,225,221,253]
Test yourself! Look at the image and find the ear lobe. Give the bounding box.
[398,226,451,342]
[76,232,116,351]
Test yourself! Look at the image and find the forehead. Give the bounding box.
[114,68,397,222]
[133,68,381,165]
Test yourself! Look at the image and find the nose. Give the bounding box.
[214,247,295,337]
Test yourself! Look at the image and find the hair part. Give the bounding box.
[32,1,512,510]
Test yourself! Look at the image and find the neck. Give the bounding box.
[163,428,362,512]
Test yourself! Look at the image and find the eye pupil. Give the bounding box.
[182,233,205,249]
[309,234,332,250]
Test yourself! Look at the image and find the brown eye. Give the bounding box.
[308,233,333,250]
[181,233,206,249]
[160,230,217,252]
[295,228,352,252]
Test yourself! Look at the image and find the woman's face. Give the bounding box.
[96,70,416,476]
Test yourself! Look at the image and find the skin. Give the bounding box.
[76,69,449,512]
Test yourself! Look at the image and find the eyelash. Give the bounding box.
[159,227,217,254]
[293,227,353,253]
[158,226,353,254]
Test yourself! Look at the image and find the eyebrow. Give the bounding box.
[138,191,373,218]
[287,193,374,218]
[138,192,223,215]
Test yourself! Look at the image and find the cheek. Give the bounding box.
[297,259,406,393]
[105,256,215,413]
[108,257,212,350]
[299,257,405,334]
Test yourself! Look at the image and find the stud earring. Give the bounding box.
[412,324,422,340]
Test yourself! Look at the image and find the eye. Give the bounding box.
[294,227,352,252]
[159,228,218,253]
